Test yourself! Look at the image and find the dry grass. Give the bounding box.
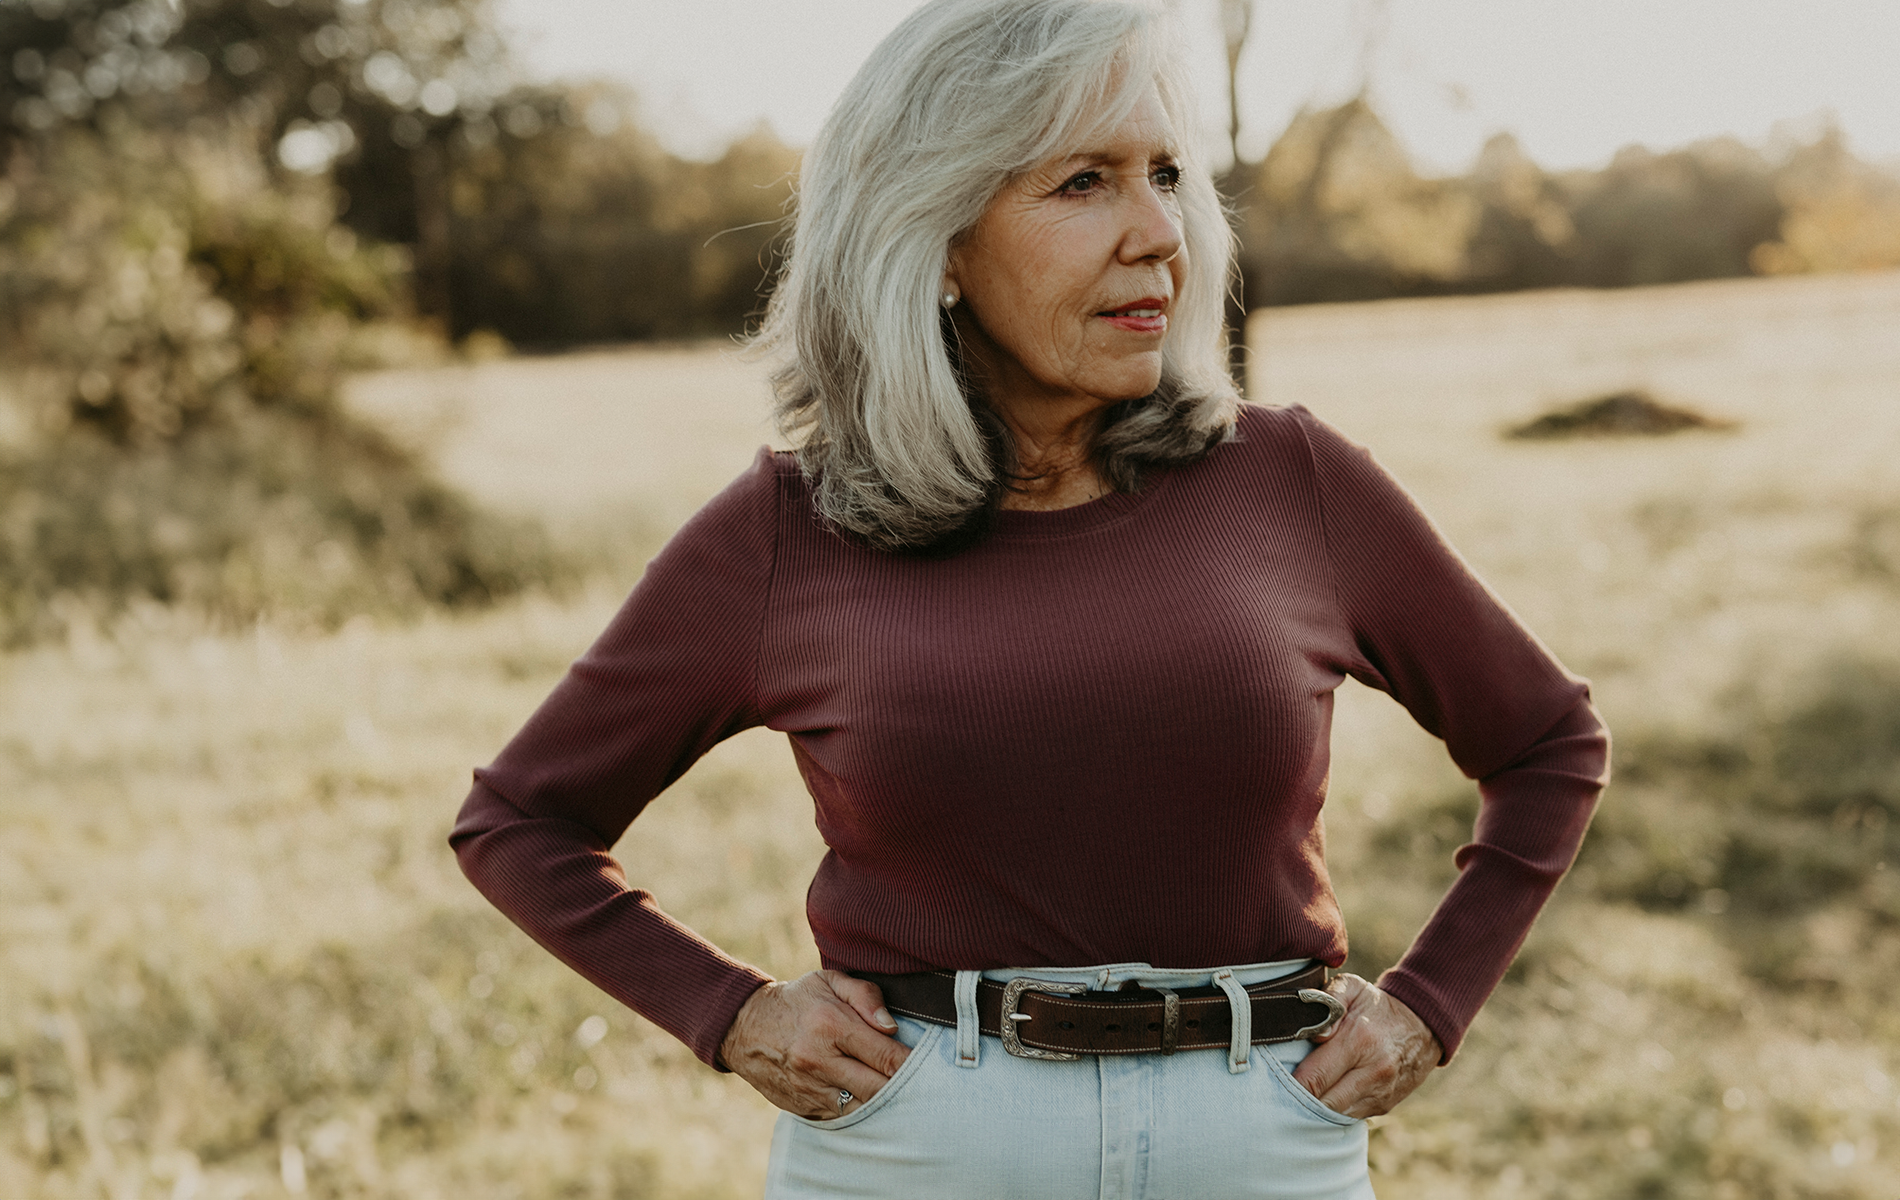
[0,590,827,1199]
[6,270,1900,1198]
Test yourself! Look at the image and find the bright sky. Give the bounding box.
[493,0,1900,173]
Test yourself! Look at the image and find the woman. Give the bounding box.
[451,1,1609,1196]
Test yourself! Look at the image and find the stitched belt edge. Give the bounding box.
[851,964,1337,1057]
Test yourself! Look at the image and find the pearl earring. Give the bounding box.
[940,291,959,309]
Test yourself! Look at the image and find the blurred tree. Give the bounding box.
[1234,96,1477,306]
[0,1,566,641]
[8,0,1895,343]
[3,0,513,321]
[0,118,405,447]
[1562,137,1783,288]
[1218,0,1252,171]
[1459,132,1576,291]
[0,121,556,642]
[1225,94,1899,308]
[1216,0,1254,381]
[3,0,795,344]
[444,99,794,344]
[1751,124,1900,275]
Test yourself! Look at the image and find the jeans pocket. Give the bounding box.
[790,1018,944,1132]
[1258,1042,1363,1128]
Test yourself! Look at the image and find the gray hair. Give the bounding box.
[753,0,1239,552]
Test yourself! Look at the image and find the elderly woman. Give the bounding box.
[451,1,1608,1196]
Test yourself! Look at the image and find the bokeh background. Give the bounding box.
[4,1,1900,1197]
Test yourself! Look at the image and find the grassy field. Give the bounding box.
[6,270,1900,1199]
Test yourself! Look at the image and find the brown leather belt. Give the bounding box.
[851,964,1343,1060]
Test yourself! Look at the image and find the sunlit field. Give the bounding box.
[7,270,1900,1199]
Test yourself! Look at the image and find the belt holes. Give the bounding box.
[1186,1019,1200,1029]
[1105,1023,1120,1032]
[1057,1020,1075,1030]
[1147,1021,1160,1031]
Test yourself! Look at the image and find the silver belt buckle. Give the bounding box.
[1291,987,1347,1040]
[1000,977,1088,1060]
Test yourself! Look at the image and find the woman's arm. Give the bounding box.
[1292,693,1607,1115]
[1370,696,1609,1056]
[450,449,786,1067]
[1284,408,1610,1108]
[451,780,775,1064]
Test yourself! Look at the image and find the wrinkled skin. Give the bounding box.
[719,970,907,1119]
[1292,972,1443,1119]
[945,84,1186,510]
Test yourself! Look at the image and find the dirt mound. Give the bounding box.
[1505,390,1739,440]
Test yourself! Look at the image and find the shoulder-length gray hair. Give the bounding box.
[753,0,1239,552]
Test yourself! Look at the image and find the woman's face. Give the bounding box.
[947,85,1188,426]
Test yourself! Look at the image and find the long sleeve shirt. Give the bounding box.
[451,403,1610,1067]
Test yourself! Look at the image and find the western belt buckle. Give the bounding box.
[1292,987,1348,1041]
[1000,977,1088,1060]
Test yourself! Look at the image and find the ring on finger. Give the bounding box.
[837,1088,853,1113]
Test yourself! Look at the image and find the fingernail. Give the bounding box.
[874,1007,896,1030]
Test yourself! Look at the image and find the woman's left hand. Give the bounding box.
[1290,973,1441,1119]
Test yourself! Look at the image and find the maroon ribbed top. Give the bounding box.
[451,404,1608,1067]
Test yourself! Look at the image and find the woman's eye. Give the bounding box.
[1058,171,1103,195]
[1152,164,1181,191]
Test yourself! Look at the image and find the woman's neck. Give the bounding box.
[992,401,1113,511]
[1001,461,1109,510]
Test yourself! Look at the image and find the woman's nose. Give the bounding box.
[1119,181,1184,265]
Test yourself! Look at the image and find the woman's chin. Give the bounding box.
[1096,370,1165,404]
[1061,355,1164,407]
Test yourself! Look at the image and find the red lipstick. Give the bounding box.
[1096,297,1169,334]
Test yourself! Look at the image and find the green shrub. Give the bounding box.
[0,412,562,645]
[0,124,566,643]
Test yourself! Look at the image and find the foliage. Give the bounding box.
[1,0,513,224]
[1232,98,1900,308]
[1232,97,1484,306]
[3,0,796,344]
[0,123,397,445]
[0,114,562,643]
[0,411,560,644]
[1751,127,1900,276]
[14,2,1891,344]
[443,103,797,344]
[1563,138,1784,288]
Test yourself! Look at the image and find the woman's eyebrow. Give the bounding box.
[1056,144,1178,170]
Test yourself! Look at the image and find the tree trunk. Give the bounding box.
[410,133,453,329]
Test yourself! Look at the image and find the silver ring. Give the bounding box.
[837,1088,853,1113]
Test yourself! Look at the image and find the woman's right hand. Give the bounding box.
[718,969,910,1118]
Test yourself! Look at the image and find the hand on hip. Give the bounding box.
[720,970,910,1118]
[1291,973,1441,1119]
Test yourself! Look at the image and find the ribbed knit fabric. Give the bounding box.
[451,404,1609,1068]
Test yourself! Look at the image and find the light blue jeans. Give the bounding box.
[764,960,1373,1200]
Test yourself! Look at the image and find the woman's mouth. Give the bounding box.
[1096,299,1168,334]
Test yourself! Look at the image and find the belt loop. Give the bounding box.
[1213,969,1251,1074]
[953,970,981,1068]
[1151,985,1180,1055]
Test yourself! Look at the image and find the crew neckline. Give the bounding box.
[987,467,1174,540]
